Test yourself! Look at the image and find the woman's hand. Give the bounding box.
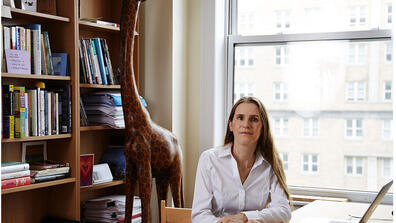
[217,212,248,223]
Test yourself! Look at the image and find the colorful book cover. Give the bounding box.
[80,154,94,186]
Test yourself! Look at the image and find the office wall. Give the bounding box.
[139,0,201,213]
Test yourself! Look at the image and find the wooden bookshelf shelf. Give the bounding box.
[80,180,125,192]
[79,20,120,32]
[80,83,121,89]
[2,134,72,143]
[8,8,70,22]
[2,178,76,195]
[80,126,124,131]
[1,73,71,81]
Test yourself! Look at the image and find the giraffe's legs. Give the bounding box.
[138,161,152,223]
[124,157,137,223]
[156,176,169,221]
[169,156,183,208]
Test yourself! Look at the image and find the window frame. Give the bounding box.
[344,156,364,176]
[225,0,392,204]
[301,154,319,174]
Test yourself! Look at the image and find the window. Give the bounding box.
[348,43,366,65]
[230,0,392,192]
[234,82,255,102]
[345,119,363,139]
[273,82,288,102]
[345,156,364,176]
[238,12,255,35]
[275,10,290,31]
[387,4,392,24]
[346,81,366,101]
[280,153,289,172]
[382,158,393,178]
[235,48,254,67]
[349,6,367,26]
[382,119,392,140]
[303,118,319,138]
[273,117,289,138]
[385,42,392,63]
[384,81,392,101]
[274,46,289,65]
[302,154,318,173]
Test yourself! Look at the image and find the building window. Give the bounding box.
[274,46,289,65]
[348,43,366,64]
[280,153,289,172]
[346,81,366,101]
[382,119,392,140]
[234,82,255,102]
[273,117,289,138]
[275,10,290,31]
[382,158,393,178]
[384,81,392,102]
[345,156,364,176]
[235,48,254,67]
[385,42,392,63]
[349,6,367,26]
[387,4,392,24]
[345,119,363,139]
[302,154,318,173]
[303,118,319,138]
[273,82,288,102]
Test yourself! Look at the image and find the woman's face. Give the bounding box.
[229,102,263,148]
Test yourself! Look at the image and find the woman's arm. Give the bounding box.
[242,171,291,223]
[191,151,222,223]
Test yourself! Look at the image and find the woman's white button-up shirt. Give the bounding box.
[191,144,291,223]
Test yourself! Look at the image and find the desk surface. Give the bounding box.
[291,200,393,223]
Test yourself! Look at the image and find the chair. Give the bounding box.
[160,200,192,223]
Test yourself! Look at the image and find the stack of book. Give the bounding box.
[2,84,72,139]
[2,24,63,75]
[81,91,125,129]
[1,162,31,189]
[82,195,142,223]
[29,160,70,183]
[79,38,115,85]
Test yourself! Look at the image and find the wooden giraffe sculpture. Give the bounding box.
[120,0,184,222]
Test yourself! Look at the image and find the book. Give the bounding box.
[92,163,113,184]
[42,32,54,75]
[52,53,68,76]
[1,176,31,189]
[1,162,29,174]
[2,84,15,138]
[30,166,70,177]
[31,173,66,183]
[93,38,108,85]
[41,33,48,75]
[2,169,30,180]
[29,160,69,170]
[27,24,41,75]
[80,154,94,186]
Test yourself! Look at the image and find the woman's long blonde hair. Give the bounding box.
[224,97,291,203]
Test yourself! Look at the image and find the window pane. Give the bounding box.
[236,0,392,36]
[233,40,392,191]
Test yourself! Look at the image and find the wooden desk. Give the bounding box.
[291,200,393,223]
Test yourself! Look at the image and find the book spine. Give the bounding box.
[1,176,31,189]
[11,26,16,50]
[101,38,114,85]
[44,90,48,135]
[32,173,66,184]
[93,38,108,85]
[47,91,52,135]
[84,39,96,84]
[55,93,59,134]
[1,163,29,174]
[19,91,26,138]
[41,33,48,75]
[78,40,88,83]
[40,89,45,136]
[43,32,54,75]
[29,24,41,75]
[1,170,30,180]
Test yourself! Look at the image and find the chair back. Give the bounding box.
[160,200,192,223]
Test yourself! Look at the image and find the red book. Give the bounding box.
[2,176,31,189]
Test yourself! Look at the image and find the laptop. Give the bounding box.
[300,180,393,223]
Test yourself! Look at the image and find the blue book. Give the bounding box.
[52,53,68,76]
[93,38,108,85]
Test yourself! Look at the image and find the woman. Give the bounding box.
[192,97,291,223]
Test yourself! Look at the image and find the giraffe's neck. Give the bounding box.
[120,0,150,129]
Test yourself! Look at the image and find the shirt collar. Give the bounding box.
[218,143,269,167]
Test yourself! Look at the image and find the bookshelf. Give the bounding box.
[1,0,138,222]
